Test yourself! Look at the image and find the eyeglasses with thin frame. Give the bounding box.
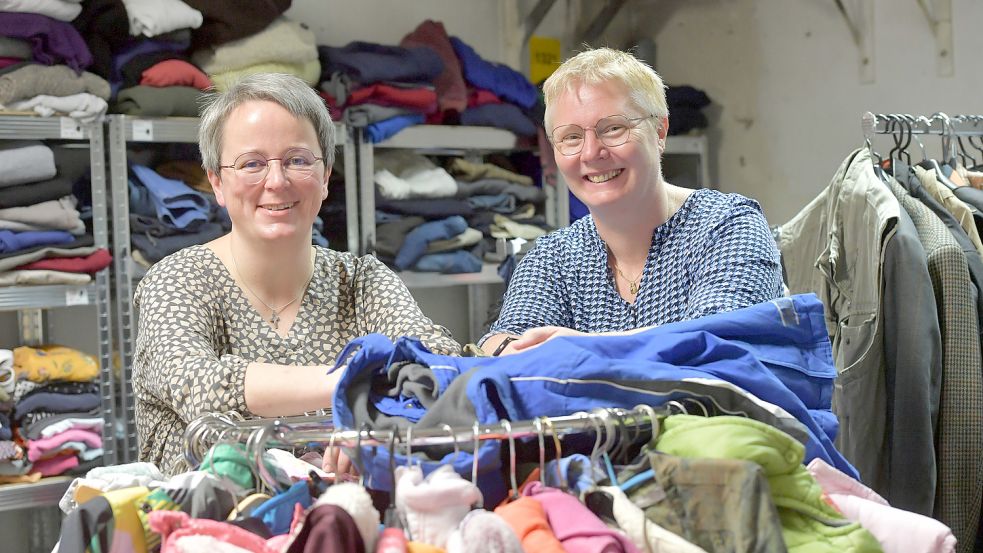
[219,148,324,185]
[550,114,657,156]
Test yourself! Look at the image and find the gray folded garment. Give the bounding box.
[0,195,82,232]
[0,37,31,60]
[114,85,202,117]
[0,141,56,188]
[0,270,91,287]
[0,244,99,273]
[0,64,110,104]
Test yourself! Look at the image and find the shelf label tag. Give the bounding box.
[65,287,89,306]
[59,117,84,139]
[132,120,154,141]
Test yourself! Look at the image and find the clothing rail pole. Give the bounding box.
[183,412,334,467]
[865,111,983,137]
[245,406,664,492]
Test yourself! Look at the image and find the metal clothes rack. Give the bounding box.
[861,111,983,161]
[182,403,694,492]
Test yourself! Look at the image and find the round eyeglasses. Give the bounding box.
[550,114,657,156]
[219,148,324,185]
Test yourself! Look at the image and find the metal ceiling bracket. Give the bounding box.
[834,0,875,84]
[916,0,954,77]
[576,0,629,46]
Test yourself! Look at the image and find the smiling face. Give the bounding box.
[207,100,330,245]
[549,81,667,214]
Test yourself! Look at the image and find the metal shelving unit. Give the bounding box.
[107,116,356,463]
[0,115,116,510]
[355,125,539,341]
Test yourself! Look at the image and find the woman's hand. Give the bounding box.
[507,326,586,353]
[321,446,359,482]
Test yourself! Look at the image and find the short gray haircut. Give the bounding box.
[543,47,667,132]
[198,73,336,173]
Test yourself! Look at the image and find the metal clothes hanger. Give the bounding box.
[441,423,460,464]
[534,417,546,484]
[471,420,484,508]
[542,417,566,492]
[501,420,520,500]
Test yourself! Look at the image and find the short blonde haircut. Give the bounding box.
[543,47,667,131]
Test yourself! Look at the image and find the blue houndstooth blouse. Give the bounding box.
[483,188,785,342]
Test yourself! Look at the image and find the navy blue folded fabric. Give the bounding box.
[667,105,709,135]
[449,36,538,109]
[460,103,537,136]
[318,41,444,84]
[364,113,426,143]
[666,85,712,108]
[0,230,76,254]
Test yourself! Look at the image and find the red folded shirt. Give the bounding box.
[16,249,112,274]
[141,59,212,91]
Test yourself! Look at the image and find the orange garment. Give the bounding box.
[495,496,565,553]
[406,541,445,553]
[14,345,98,383]
[155,160,212,194]
[141,59,212,91]
[0,472,42,484]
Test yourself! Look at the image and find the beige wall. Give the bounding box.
[292,1,983,225]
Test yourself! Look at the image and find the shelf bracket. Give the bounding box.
[916,0,954,76]
[576,0,629,46]
[835,0,875,84]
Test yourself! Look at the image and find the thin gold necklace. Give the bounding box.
[614,264,644,295]
[230,241,314,329]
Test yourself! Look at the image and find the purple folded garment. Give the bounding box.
[0,12,92,73]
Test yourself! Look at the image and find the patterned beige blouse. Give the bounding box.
[132,244,459,474]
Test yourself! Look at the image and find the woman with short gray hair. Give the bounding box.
[132,73,459,475]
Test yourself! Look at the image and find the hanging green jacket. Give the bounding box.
[656,415,883,553]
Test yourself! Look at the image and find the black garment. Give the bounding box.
[71,0,131,80]
[0,176,74,210]
[182,0,292,50]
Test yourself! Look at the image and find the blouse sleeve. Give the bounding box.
[481,235,574,344]
[352,255,461,355]
[133,255,252,424]
[684,199,784,319]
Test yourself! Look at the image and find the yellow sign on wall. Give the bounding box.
[529,36,561,86]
